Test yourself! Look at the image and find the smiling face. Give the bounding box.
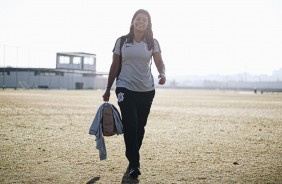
[132,13,149,33]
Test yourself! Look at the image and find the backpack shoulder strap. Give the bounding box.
[119,36,126,57]
[117,36,126,80]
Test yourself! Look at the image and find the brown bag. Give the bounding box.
[102,104,116,136]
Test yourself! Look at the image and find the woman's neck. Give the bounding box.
[134,31,144,43]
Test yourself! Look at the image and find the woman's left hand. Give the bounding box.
[158,73,166,85]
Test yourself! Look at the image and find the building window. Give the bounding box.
[56,72,64,76]
[84,57,94,65]
[34,71,57,76]
[73,57,81,64]
[59,56,70,64]
[0,71,10,75]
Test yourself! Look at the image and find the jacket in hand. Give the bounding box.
[89,103,123,160]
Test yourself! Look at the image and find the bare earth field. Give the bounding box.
[0,89,281,184]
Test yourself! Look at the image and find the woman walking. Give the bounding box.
[103,9,166,178]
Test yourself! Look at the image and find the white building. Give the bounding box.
[0,52,108,89]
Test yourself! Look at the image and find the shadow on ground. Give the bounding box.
[86,176,100,184]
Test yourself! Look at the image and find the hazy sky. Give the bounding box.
[0,0,281,76]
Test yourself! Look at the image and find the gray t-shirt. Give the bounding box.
[112,37,161,92]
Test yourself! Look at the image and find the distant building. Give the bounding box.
[0,52,108,89]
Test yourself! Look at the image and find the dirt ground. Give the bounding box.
[0,89,281,184]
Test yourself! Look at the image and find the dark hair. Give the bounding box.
[125,9,154,51]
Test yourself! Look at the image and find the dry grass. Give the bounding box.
[0,89,281,184]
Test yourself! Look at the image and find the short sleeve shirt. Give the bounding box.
[112,37,161,92]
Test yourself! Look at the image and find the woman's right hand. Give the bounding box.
[102,89,111,102]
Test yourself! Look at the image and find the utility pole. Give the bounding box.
[16,47,19,89]
[244,65,247,82]
[2,44,5,89]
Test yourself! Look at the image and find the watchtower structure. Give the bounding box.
[56,52,96,71]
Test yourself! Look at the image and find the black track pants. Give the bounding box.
[115,87,155,168]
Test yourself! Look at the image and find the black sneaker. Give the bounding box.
[129,167,141,178]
